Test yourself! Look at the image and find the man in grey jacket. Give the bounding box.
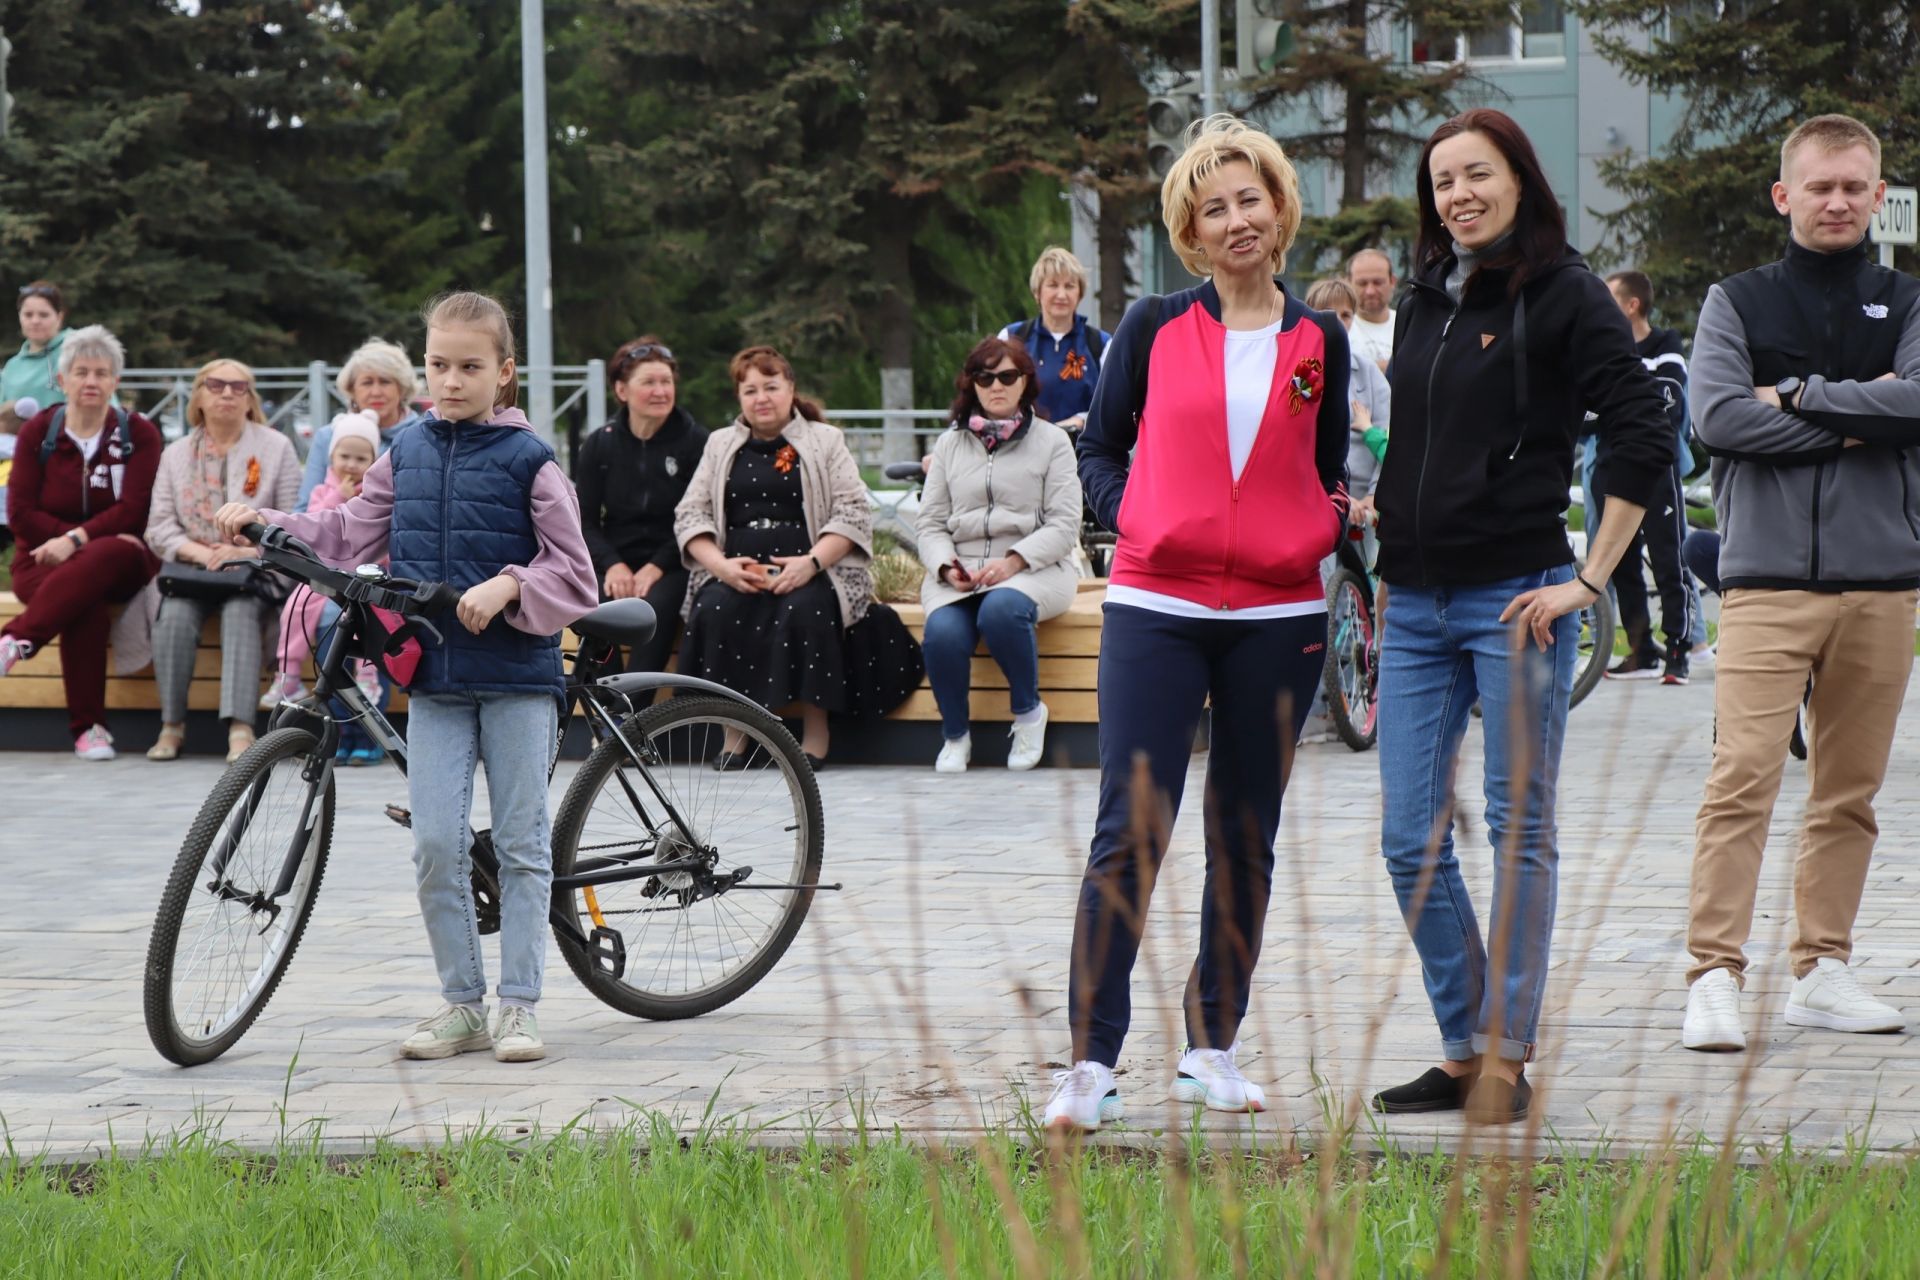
[1681,114,1920,1053]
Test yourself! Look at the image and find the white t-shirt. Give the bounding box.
[64,424,106,464]
[1105,316,1323,621]
[1350,311,1396,370]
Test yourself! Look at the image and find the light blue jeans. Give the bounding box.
[405,691,559,1004]
[1377,565,1577,1062]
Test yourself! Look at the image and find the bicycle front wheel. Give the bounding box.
[143,728,335,1066]
[551,695,824,1019]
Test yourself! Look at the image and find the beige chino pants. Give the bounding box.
[1687,587,1917,986]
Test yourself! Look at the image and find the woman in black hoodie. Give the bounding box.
[574,337,707,671]
[1368,110,1673,1123]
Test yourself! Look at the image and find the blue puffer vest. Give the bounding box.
[387,417,564,699]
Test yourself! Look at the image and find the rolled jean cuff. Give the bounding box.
[1471,1032,1533,1063]
[1443,1038,1477,1062]
[442,983,488,1006]
[496,983,541,1004]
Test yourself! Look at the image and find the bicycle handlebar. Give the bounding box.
[239,522,461,619]
[881,461,927,482]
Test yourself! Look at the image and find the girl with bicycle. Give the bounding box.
[214,290,597,1065]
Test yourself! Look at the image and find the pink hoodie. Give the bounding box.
[258,408,598,637]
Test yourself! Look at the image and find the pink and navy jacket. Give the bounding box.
[1077,280,1351,610]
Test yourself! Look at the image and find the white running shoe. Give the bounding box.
[400,1004,492,1060]
[934,734,971,773]
[1785,957,1906,1033]
[1006,703,1048,771]
[1042,1060,1122,1132]
[1170,1043,1267,1112]
[0,635,28,677]
[1682,968,1746,1052]
[73,725,116,762]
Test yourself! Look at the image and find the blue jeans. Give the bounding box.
[921,589,1041,740]
[1377,565,1577,1062]
[405,691,559,1005]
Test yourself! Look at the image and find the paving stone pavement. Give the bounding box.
[8,665,1920,1162]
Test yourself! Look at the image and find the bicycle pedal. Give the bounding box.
[588,926,627,980]
[384,804,412,828]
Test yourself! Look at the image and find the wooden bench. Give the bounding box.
[0,585,1111,764]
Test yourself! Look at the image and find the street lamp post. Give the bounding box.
[520,0,554,440]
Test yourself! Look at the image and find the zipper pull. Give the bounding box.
[1440,312,1457,342]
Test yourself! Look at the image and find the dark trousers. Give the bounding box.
[1067,603,1324,1067]
[5,537,157,738]
[1684,529,1721,597]
[619,568,690,673]
[1596,455,1693,655]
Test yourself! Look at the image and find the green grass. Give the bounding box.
[5,1121,1918,1278]
[0,543,12,593]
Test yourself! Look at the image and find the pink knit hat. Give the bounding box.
[327,410,381,460]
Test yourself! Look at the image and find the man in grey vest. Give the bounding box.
[1681,114,1920,1052]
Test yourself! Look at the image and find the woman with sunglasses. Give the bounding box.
[144,359,300,762]
[914,336,1082,772]
[574,336,707,672]
[2,281,71,432]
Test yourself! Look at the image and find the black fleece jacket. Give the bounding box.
[1374,247,1675,587]
[573,408,707,576]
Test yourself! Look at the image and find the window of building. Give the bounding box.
[1413,0,1565,63]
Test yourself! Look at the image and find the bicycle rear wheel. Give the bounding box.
[1569,577,1615,710]
[1323,566,1379,751]
[143,728,334,1066]
[550,695,824,1019]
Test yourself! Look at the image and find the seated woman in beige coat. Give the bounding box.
[916,337,1083,772]
[144,359,300,762]
[675,345,920,769]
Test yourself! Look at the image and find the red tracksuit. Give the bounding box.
[5,407,163,739]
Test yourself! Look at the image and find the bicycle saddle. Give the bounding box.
[573,599,657,646]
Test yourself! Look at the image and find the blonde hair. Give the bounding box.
[1161,114,1304,278]
[1781,114,1881,181]
[335,337,422,408]
[421,291,518,408]
[186,358,266,430]
[1027,245,1090,300]
[1304,277,1359,314]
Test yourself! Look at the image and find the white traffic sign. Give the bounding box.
[1873,186,1917,247]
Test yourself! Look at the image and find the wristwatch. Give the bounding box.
[1775,376,1804,413]
[65,530,84,549]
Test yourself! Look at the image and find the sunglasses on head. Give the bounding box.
[17,285,57,302]
[971,369,1025,387]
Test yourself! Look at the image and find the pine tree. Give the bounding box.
[0,0,378,365]
[1568,0,1918,319]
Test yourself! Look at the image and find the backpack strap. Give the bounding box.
[37,406,132,466]
[1011,318,1034,343]
[1086,325,1106,363]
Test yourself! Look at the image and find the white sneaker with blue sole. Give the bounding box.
[1043,1061,1123,1131]
[1170,1043,1266,1113]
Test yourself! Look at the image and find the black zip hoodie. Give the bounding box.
[1374,246,1674,587]
[573,407,707,576]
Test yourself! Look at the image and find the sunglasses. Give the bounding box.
[202,376,254,397]
[971,369,1026,388]
[17,285,58,302]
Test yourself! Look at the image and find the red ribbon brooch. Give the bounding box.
[772,444,799,475]
[1286,358,1325,414]
[243,457,262,497]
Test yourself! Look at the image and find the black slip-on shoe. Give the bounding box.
[1371,1067,1475,1114]
[1464,1070,1532,1125]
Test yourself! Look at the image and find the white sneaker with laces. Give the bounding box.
[1682,968,1746,1051]
[0,635,28,677]
[1043,1060,1122,1131]
[1007,704,1049,771]
[934,734,971,773]
[1785,957,1905,1033]
[74,725,117,761]
[492,1004,547,1062]
[400,1003,492,1060]
[1170,1043,1267,1112]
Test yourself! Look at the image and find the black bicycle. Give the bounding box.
[143,524,829,1067]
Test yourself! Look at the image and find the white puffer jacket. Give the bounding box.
[914,415,1082,620]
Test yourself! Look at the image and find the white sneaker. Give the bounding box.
[0,635,27,677]
[1042,1060,1122,1132]
[1785,957,1905,1033]
[1170,1043,1267,1112]
[1006,704,1048,771]
[934,734,971,773]
[1682,968,1746,1052]
[1690,644,1716,665]
[74,724,116,761]
[258,673,304,711]
[400,1003,492,1059]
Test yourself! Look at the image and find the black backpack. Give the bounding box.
[1010,317,1107,364]
[38,405,135,466]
